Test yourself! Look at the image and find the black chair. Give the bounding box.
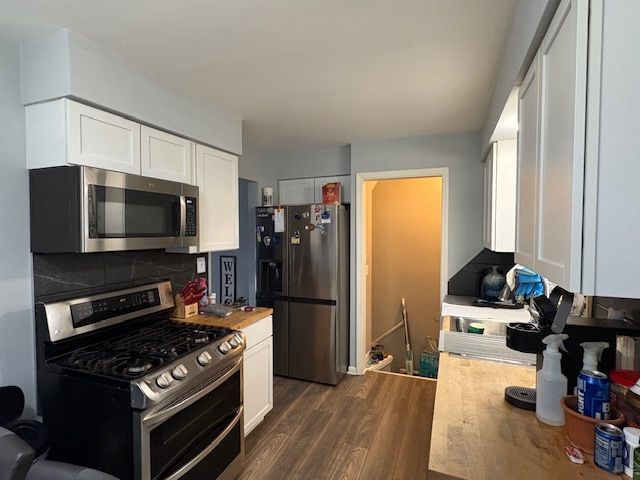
[0,386,118,480]
[0,427,119,480]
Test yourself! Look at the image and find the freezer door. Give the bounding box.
[288,301,338,385]
[288,204,338,300]
[272,299,289,376]
[255,296,289,377]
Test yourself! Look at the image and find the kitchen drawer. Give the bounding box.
[242,315,273,350]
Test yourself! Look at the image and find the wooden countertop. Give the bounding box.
[428,354,623,479]
[173,307,273,330]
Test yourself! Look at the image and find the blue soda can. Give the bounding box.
[577,369,610,419]
[595,423,624,473]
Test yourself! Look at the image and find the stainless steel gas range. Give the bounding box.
[35,280,245,480]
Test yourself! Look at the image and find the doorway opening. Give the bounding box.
[355,169,448,375]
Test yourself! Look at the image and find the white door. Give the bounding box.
[534,0,588,291]
[515,56,540,270]
[278,179,315,205]
[67,100,141,174]
[314,175,351,203]
[141,126,194,184]
[195,145,239,252]
[243,336,273,436]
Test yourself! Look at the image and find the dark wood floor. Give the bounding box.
[239,372,437,480]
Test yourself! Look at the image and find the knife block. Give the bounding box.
[173,295,199,319]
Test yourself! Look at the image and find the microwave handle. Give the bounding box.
[179,196,186,237]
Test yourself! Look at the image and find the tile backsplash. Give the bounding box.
[447,248,515,297]
[33,250,206,299]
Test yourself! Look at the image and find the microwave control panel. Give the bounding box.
[185,197,197,236]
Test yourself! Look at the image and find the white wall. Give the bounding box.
[482,0,559,151]
[0,39,36,415]
[21,29,243,155]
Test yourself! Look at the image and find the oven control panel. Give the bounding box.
[70,288,161,328]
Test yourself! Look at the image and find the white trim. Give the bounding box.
[354,168,449,376]
[347,366,358,376]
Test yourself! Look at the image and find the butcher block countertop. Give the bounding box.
[428,354,622,479]
[174,307,273,330]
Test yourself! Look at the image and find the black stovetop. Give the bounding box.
[51,319,233,381]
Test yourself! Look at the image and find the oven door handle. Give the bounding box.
[163,405,244,480]
[179,195,186,238]
[142,357,242,428]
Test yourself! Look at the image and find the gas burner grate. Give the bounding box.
[54,320,234,380]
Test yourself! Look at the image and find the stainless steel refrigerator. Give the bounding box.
[256,204,349,385]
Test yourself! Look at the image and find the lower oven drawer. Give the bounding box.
[136,359,244,480]
[179,416,243,480]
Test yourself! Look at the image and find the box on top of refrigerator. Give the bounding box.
[322,182,341,204]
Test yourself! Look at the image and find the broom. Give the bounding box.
[401,298,413,375]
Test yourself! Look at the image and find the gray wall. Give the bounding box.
[351,131,484,279]
[0,39,37,415]
[21,29,242,155]
[481,0,559,151]
[270,144,351,179]
[349,131,483,368]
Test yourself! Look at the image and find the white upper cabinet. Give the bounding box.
[534,0,588,292]
[515,59,540,269]
[195,145,239,252]
[279,175,351,205]
[278,178,316,205]
[516,0,639,297]
[483,141,516,253]
[27,98,141,174]
[141,126,194,184]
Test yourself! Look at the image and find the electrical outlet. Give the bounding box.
[196,257,206,274]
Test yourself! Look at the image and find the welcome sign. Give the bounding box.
[220,256,236,305]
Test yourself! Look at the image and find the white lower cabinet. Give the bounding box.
[242,315,273,436]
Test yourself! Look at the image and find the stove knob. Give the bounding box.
[172,364,188,380]
[229,338,239,348]
[156,372,174,389]
[218,342,231,354]
[234,333,244,346]
[197,351,213,366]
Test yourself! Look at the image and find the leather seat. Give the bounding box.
[0,427,118,480]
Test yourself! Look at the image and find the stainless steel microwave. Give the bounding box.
[29,166,198,253]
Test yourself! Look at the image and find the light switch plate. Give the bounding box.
[196,257,206,274]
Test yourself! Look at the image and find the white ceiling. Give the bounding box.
[0,0,518,150]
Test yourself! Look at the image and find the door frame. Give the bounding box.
[354,168,449,375]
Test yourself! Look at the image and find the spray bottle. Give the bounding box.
[580,342,609,371]
[536,334,569,426]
